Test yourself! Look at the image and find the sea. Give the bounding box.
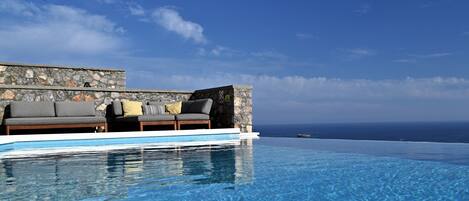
[254,121,469,143]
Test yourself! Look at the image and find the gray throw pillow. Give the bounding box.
[143,104,165,115]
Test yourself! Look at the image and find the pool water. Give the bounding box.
[1,137,469,200]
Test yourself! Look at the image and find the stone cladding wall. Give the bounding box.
[0,62,125,89]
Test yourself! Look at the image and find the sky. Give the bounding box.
[1,0,469,124]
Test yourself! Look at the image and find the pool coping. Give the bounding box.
[0,139,243,158]
[0,128,244,145]
[240,132,260,139]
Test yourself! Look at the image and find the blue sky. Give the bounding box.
[1,0,469,124]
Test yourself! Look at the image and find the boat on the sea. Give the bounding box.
[297,133,312,138]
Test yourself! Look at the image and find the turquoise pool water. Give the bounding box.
[1,137,469,200]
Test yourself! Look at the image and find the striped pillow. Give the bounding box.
[143,104,165,115]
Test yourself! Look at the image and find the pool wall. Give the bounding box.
[0,128,253,157]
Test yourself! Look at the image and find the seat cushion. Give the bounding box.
[10,101,55,118]
[55,102,95,117]
[114,115,175,122]
[4,117,106,125]
[122,100,143,117]
[181,99,213,115]
[176,113,210,120]
[138,114,175,121]
[114,116,138,122]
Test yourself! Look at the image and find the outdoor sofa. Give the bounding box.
[111,98,213,131]
[177,98,213,130]
[4,101,107,135]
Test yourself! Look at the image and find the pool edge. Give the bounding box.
[0,128,244,145]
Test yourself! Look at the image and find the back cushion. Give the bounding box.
[55,102,96,117]
[122,100,143,117]
[112,101,123,116]
[181,99,213,114]
[10,101,55,118]
[143,104,165,115]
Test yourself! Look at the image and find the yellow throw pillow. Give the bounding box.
[122,100,143,117]
[165,101,182,114]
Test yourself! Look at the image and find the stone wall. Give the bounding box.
[192,85,252,132]
[0,62,126,89]
[233,86,253,133]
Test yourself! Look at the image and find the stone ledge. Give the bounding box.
[0,85,193,94]
[233,85,253,89]
[0,61,124,72]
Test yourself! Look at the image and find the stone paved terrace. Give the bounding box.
[0,62,252,134]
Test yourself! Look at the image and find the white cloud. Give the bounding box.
[45,5,124,33]
[347,48,375,56]
[196,46,240,57]
[393,59,417,63]
[0,0,39,16]
[197,46,290,61]
[0,0,125,58]
[210,46,228,56]
[132,74,469,101]
[339,48,375,60]
[96,0,117,4]
[128,3,145,16]
[354,4,371,15]
[196,48,208,56]
[152,7,206,44]
[420,1,439,8]
[127,72,469,123]
[395,52,453,63]
[250,51,288,60]
[411,52,452,58]
[295,33,316,40]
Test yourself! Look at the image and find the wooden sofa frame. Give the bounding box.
[5,123,107,135]
[139,121,177,131]
[138,120,211,131]
[177,120,211,130]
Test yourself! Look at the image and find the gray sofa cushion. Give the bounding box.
[112,101,123,116]
[4,117,106,125]
[143,104,165,115]
[10,101,55,118]
[176,113,210,120]
[138,114,175,121]
[181,99,213,114]
[55,102,95,117]
[115,114,175,122]
[114,115,137,122]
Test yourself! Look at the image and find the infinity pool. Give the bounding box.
[1,137,469,200]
